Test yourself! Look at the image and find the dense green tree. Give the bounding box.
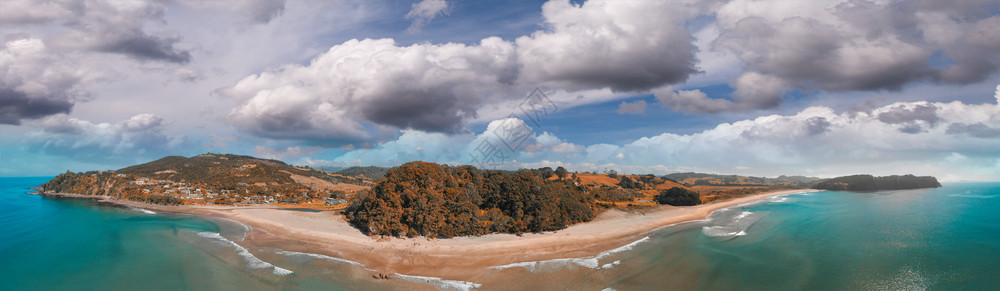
[655,187,702,206]
[555,166,568,180]
[538,167,554,179]
[618,176,642,189]
[344,162,596,238]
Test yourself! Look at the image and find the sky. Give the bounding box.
[1,0,999,182]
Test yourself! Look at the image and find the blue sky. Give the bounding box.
[1,0,999,181]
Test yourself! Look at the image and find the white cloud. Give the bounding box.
[25,113,183,162]
[654,87,734,114]
[0,38,111,124]
[254,145,319,160]
[616,100,647,115]
[222,37,518,142]
[514,0,701,92]
[405,0,449,33]
[222,0,708,142]
[687,0,1000,114]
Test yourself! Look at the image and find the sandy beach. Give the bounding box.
[37,188,810,281]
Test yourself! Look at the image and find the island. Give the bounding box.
[32,153,940,281]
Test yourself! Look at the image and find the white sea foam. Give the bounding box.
[127,206,157,215]
[273,250,368,268]
[596,236,650,259]
[702,211,760,238]
[490,236,649,272]
[394,273,482,291]
[214,217,253,241]
[197,232,293,276]
[600,260,621,270]
[734,211,753,220]
[948,193,996,199]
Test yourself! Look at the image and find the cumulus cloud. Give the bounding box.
[222,37,519,142]
[405,0,449,33]
[946,123,1000,138]
[0,0,73,24]
[25,113,182,162]
[654,86,735,114]
[2,0,289,65]
[692,0,1000,113]
[254,145,319,160]
[238,0,287,24]
[181,0,287,24]
[0,38,107,124]
[616,100,647,115]
[516,0,700,92]
[223,0,708,142]
[877,103,941,133]
[12,0,193,64]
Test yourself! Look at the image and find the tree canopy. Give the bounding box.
[344,162,596,238]
[654,187,702,206]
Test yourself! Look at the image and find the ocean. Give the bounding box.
[2,177,998,290]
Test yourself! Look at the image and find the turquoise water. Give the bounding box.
[497,183,1000,290]
[0,177,268,290]
[3,177,999,290]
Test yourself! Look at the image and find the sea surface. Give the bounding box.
[2,177,999,290]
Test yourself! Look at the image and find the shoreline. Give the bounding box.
[33,188,813,281]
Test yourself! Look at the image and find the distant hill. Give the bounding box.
[813,174,941,191]
[663,172,820,187]
[337,166,390,179]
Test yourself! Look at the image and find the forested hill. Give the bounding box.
[344,162,598,238]
[813,174,941,191]
[337,166,390,179]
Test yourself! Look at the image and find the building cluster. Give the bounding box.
[120,174,340,206]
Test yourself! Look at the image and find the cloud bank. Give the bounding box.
[302,88,1000,182]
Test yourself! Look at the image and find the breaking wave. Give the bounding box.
[702,211,762,239]
[273,250,368,269]
[600,260,621,270]
[489,237,649,273]
[126,206,157,215]
[197,232,293,276]
[949,190,996,199]
[394,273,482,291]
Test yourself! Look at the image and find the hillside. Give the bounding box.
[337,166,390,179]
[40,153,373,206]
[813,174,941,191]
[664,172,821,187]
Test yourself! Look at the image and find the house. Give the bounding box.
[323,198,348,205]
